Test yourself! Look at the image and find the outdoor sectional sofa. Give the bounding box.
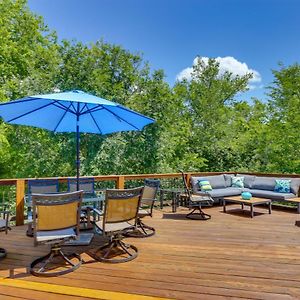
[190,173,300,212]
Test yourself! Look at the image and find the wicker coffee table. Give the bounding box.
[223,196,272,218]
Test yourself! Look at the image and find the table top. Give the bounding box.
[223,196,272,204]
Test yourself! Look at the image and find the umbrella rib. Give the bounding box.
[52,101,76,114]
[88,110,103,134]
[71,102,78,114]
[79,103,88,114]
[7,101,56,123]
[53,102,73,132]
[80,104,104,115]
[101,106,140,130]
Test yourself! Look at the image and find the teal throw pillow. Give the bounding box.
[274,179,291,193]
[198,180,212,192]
[231,176,244,188]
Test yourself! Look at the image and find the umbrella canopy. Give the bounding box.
[0,90,154,188]
[0,90,154,133]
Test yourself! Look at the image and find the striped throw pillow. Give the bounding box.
[198,180,212,192]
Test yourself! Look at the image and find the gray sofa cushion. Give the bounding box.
[237,174,256,188]
[251,176,300,195]
[224,174,234,187]
[191,175,226,193]
[249,189,296,201]
[195,187,242,198]
[252,176,276,191]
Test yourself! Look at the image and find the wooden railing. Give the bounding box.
[1,171,299,226]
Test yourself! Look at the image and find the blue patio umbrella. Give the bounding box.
[0,90,154,188]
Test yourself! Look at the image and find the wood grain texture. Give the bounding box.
[1,204,300,299]
[15,180,25,226]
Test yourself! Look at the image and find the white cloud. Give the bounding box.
[176,56,262,88]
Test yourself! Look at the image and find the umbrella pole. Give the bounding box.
[76,117,80,191]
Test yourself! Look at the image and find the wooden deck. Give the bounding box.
[1,204,300,299]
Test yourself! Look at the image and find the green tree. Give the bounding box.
[0,0,61,178]
[262,63,300,173]
[173,57,254,171]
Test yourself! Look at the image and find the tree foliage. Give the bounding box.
[0,0,299,179]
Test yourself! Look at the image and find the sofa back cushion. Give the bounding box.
[252,176,276,191]
[224,174,233,187]
[251,176,300,195]
[281,178,300,195]
[237,174,256,189]
[190,175,226,193]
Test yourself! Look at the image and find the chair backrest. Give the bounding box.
[103,187,143,228]
[28,179,59,194]
[180,171,191,198]
[141,179,160,207]
[68,178,95,195]
[32,191,83,244]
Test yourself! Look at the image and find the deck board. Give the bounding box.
[1,204,300,299]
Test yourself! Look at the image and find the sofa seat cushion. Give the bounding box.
[195,187,242,198]
[249,189,296,200]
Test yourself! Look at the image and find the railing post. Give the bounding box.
[16,179,25,226]
[116,176,125,189]
[186,173,191,188]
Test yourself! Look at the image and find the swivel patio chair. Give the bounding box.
[180,171,213,220]
[30,190,83,277]
[93,187,143,263]
[0,204,10,258]
[127,179,160,238]
[26,179,59,237]
[68,177,96,196]
[68,177,100,230]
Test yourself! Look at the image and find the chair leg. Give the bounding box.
[186,206,211,220]
[30,245,82,277]
[93,234,138,263]
[126,218,155,238]
[0,248,6,259]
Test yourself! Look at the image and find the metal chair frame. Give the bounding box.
[180,171,213,220]
[68,177,99,230]
[93,187,143,263]
[67,177,96,196]
[0,204,10,258]
[30,191,83,277]
[128,179,160,238]
[26,179,60,237]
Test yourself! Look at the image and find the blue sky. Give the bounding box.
[28,0,300,101]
